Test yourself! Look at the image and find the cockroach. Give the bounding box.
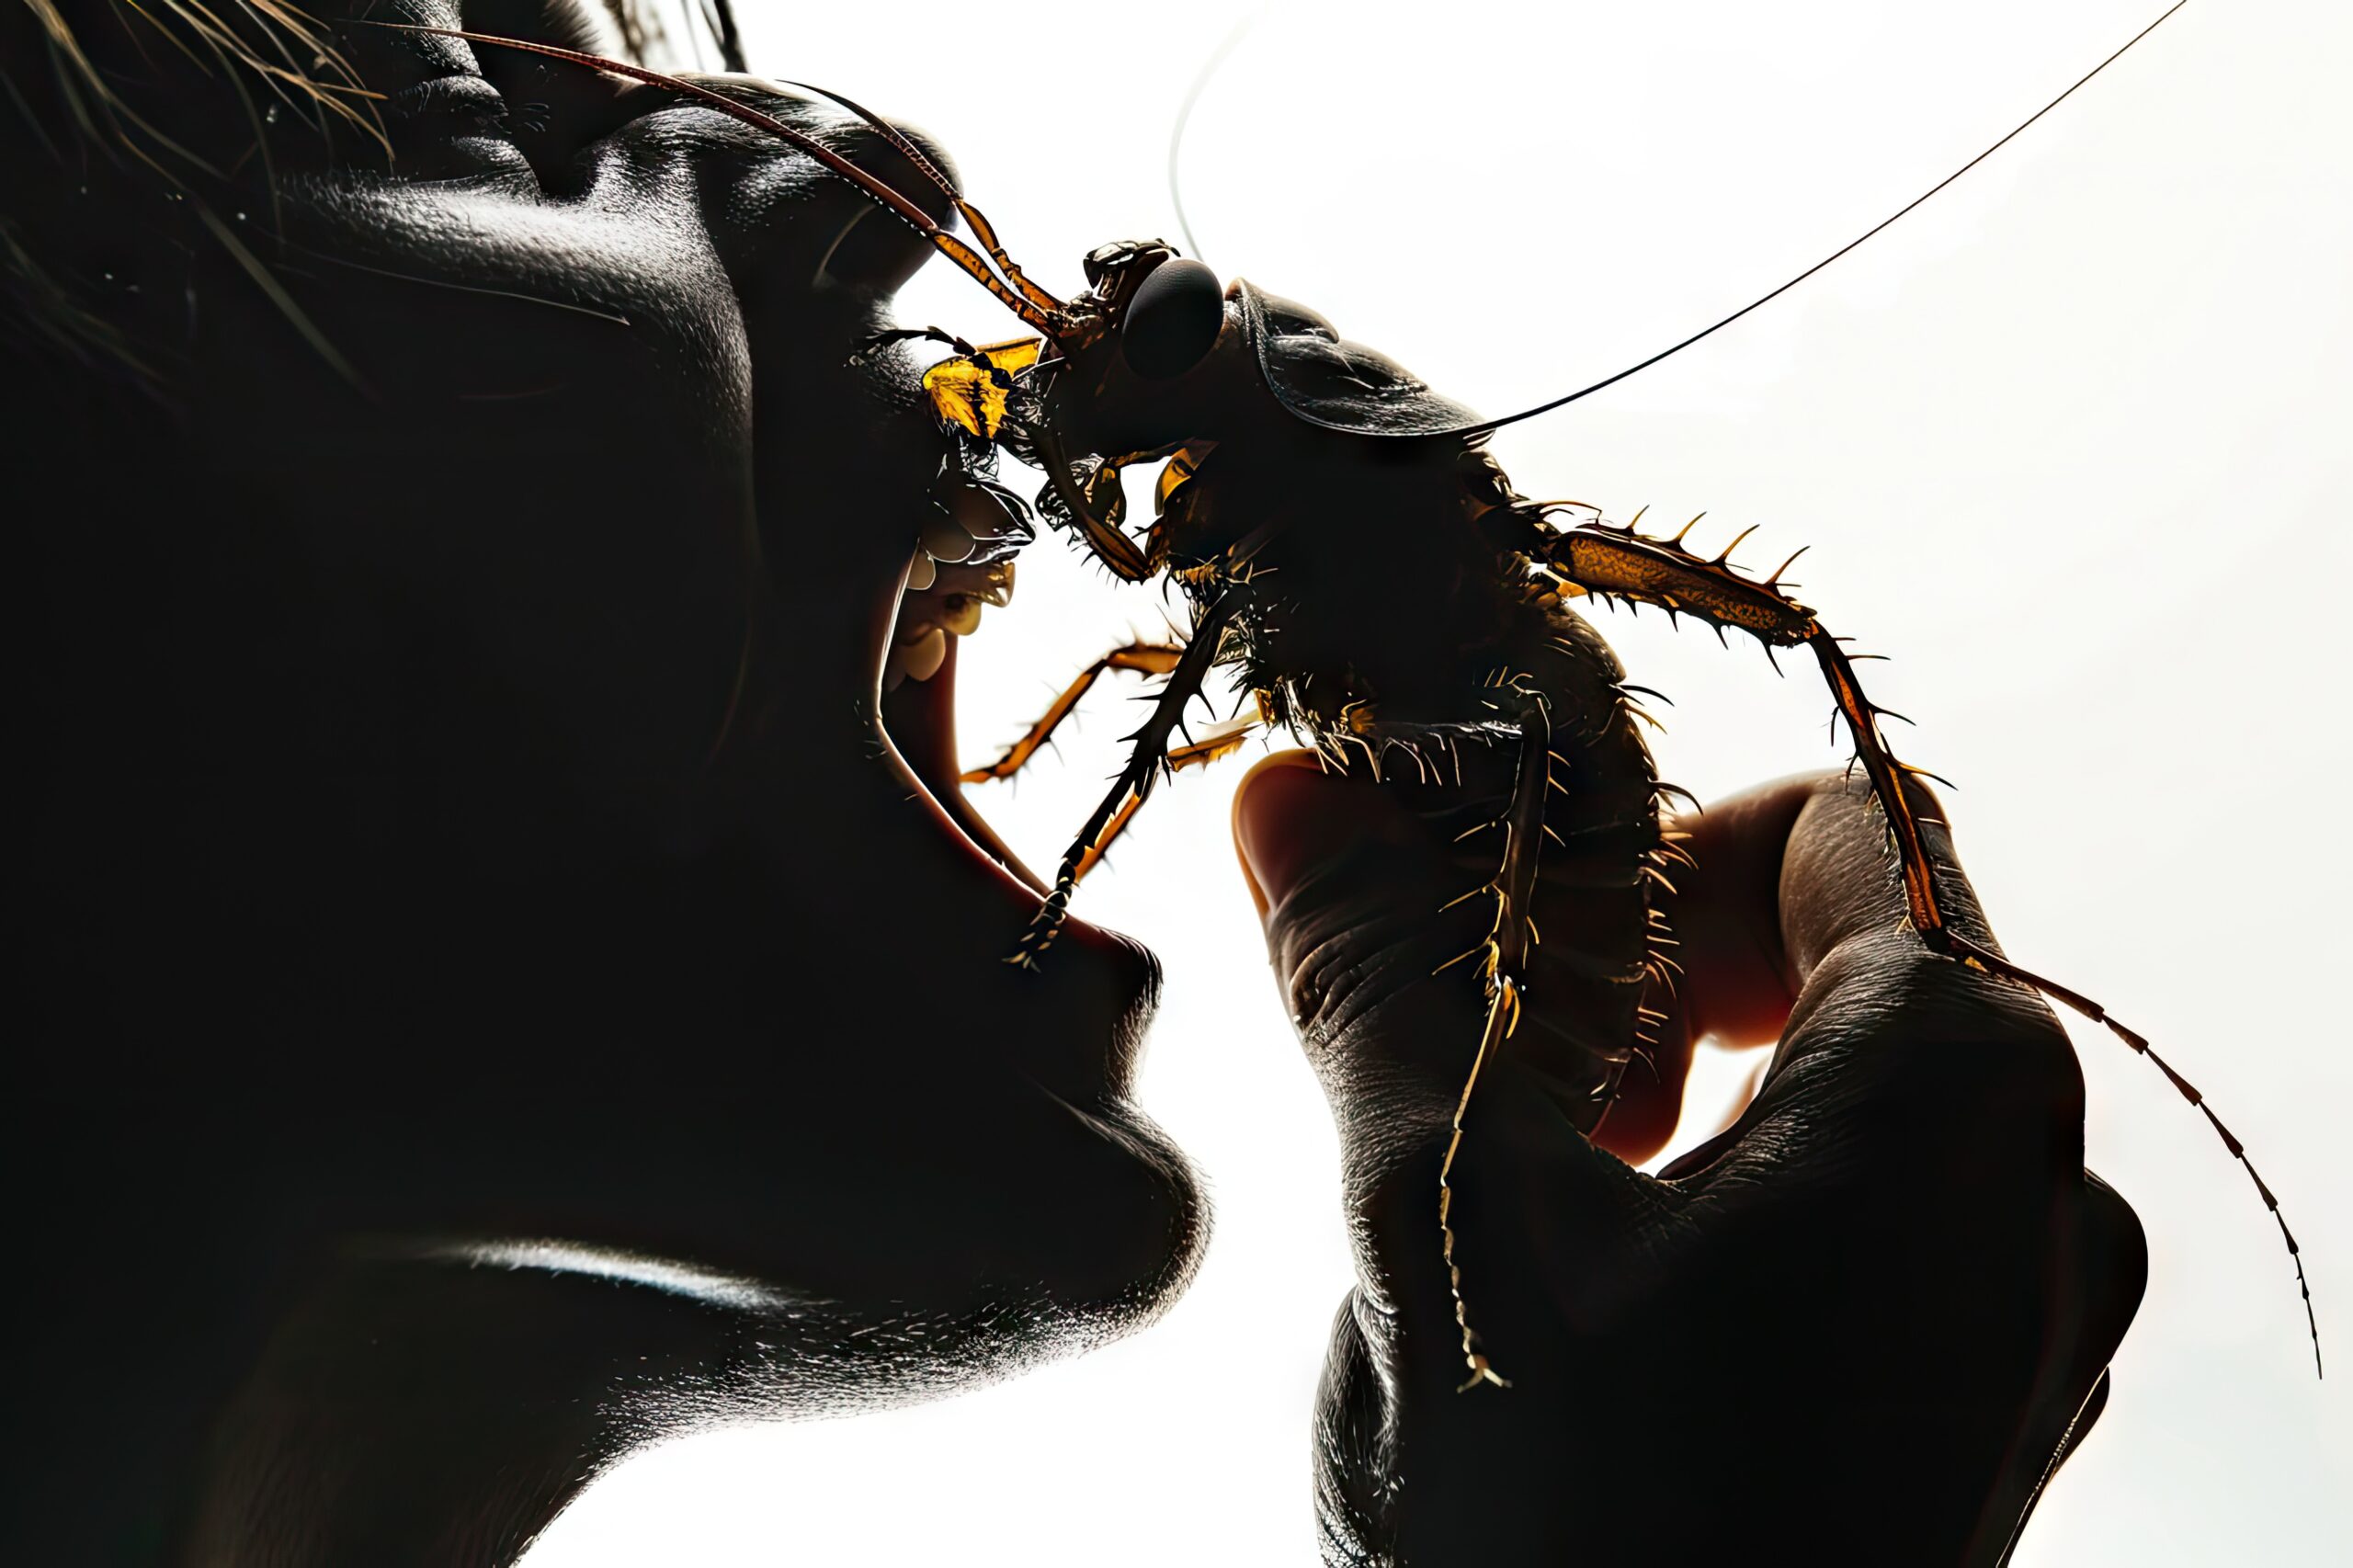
[379,6,2314,1390]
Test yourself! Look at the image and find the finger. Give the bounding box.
[1944,1167,2149,1560]
[1233,751,1655,1385]
[1235,748,1659,1158]
[1778,770,1995,977]
[1775,772,2067,1076]
[1665,777,1820,1048]
[1662,773,2079,1191]
[1233,749,1501,1136]
[1592,773,1819,1163]
[2045,1172,2147,1459]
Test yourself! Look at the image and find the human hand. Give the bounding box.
[1234,761,2143,1564]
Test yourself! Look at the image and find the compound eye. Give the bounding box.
[1120,258,1222,380]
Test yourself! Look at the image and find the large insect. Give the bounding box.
[390,6,2314,1391]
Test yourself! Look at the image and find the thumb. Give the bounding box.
[1232,746,1649,1151]
[1233,751,1663,1391]
[1233,750,1431,919]
[1232,750,1490,1103]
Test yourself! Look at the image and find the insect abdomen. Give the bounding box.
[1237,457,1665,1131]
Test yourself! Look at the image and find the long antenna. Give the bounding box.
[353,24,1061,332]
[752,75,1063,315]
[1249,2,2193,437]
[1165,7,1267,262]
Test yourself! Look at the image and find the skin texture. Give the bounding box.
[10,4,1199,1562]
[1234,758,2143,1565]
[7,4,2140,1562]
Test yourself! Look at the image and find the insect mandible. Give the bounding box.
[386,4,2316,1392]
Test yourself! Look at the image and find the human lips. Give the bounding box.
[880,575,1046,899]
[871,530,1168,1096]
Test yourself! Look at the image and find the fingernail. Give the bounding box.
[1232,751,1404,921]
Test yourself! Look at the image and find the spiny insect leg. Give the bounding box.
[961,642,1186,786]
[1007,596,1239,969]
[1432,687,1552,1392]
[1545,518,2319,1373]
[1029,424,1153,582]
[1813,631,2320,1375]
[1071,717,1262,883]
[858,325,979,359]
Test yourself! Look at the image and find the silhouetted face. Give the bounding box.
[25,0,1202,1350]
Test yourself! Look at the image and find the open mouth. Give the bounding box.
[875,425,1047,892]
[880,558,1047,897]
[876,549,1168,1102]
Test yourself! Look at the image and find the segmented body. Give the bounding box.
[1152,431,1668,1128]
[402,13,2314,1390]
[956,263,2316,1386]
[358,0,2316,1475]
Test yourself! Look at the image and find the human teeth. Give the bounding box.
[937,595,983,637]
[886,553,1015,690]
[929,559,1015,608]
[918,510,977,563]
[939,479,1020,546]
[926,463,1035,564]
[885,623,948,688]
[900,624,949,681]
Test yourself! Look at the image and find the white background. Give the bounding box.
[524,1,2352,1561]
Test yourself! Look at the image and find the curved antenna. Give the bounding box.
[756,74,1062,313]
[772,76,962,198]
[353,23,1060,333]
[1165,6,1267,262]
[1276,0,2192,438]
